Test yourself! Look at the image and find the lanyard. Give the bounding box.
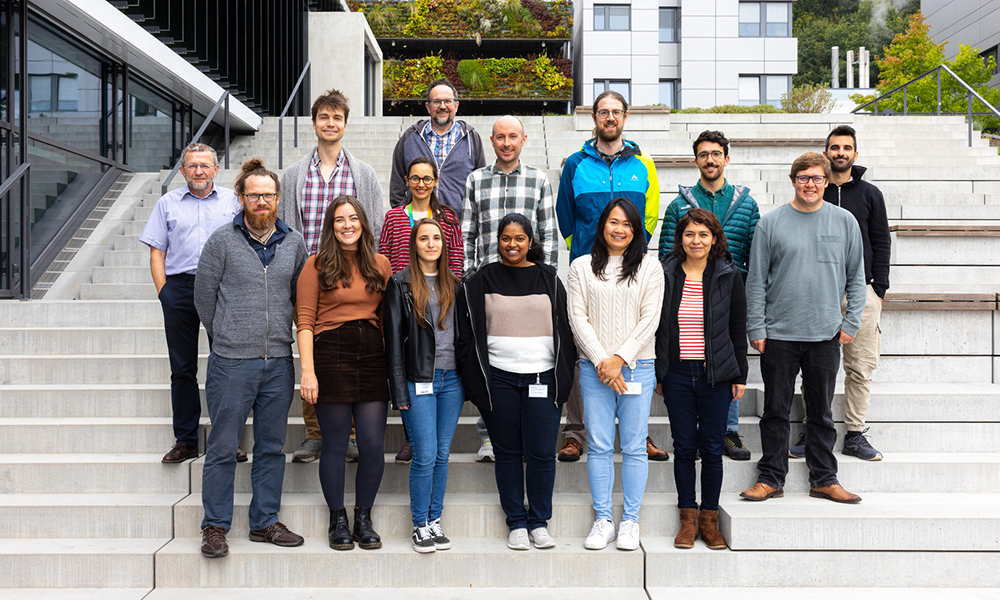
[406,204,432,228]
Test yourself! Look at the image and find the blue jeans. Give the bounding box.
[479,368,561,531]
[400,369,465,527]
[663,361,731,510]
[579,358,656,523]
[726,394,740,432]
[201,353,294,531]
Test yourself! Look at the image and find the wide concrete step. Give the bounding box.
[746,355,994,384]
[0,494,183,537]
[154,535,642,588]
[80,283,159,300]
[0,538,164,588]
[103,249,154,267]
[0,589,151,600]
[890,235,1000,266]
[146,588,647,600]
[0,327,206,355]
[0,418,195,453]
[0,300,162,327]
[721,492,1000,551]
[0,454,190,494]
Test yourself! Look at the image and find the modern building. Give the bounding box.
[922,0,1000,87]
[573,0,798,109]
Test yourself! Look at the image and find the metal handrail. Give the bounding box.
[0,162,32,299]
[278,61,312,169]
[852,65,1000,146]
[161,90,231,195]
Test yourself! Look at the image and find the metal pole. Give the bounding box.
[122,64,129,166]
[19,0,29,298]
[279,117,283,169]
[969,93,974,147]
[903,85,907,114]
[937,70,941,115]
[110,64,119,163]
[224,94,230,169]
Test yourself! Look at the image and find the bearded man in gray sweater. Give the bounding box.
[740,152,866,505]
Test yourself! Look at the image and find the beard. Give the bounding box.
[184,177,212,192]
[595,121,623,143]
[245,204,277,231]
[432,113,454,129]
[831,156,854,173]
[699,165,723,182]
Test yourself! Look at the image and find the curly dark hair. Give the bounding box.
[672,208,729,261]
[692,130,730,158]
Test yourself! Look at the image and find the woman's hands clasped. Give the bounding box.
[596,355,628,395]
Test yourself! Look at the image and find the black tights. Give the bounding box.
[314,401,388,509]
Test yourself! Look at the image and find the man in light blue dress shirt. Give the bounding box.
[139,143,241,463]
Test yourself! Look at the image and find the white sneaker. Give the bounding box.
[507,528,530,550]
[616,520,640,551]
[528,526,555,549]
[583,518,615,550]
[476,438,494,462]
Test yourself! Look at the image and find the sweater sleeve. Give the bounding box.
[445,214,464,278]
[295,256,321,333]
[613,258,665,364]
[537,172,559,267]
[193,232,226,336]
[363,163,386,246]
[867,185,891,298]
[657,198,680,261]
[389,131,411,208]
[745,222,769,342]
[462,174,478,274]
[841,218,867,337]
[566,258,609,363]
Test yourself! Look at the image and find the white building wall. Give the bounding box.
[922,0,1000,87]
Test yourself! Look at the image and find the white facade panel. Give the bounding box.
[763,37,798,61]
[584,31,634,55]
[632,54,661,87]
[660,43,681,67]
[684,16,719,37]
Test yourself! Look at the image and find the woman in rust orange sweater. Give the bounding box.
[296,195,392,552]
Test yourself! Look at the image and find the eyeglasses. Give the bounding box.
[244,193,277,203]
[183,163,216,171]
[596,109,625,119]
[795,175,827,185]
[429,99,456,106]
[697,151,724,160]
[408,175,436,185]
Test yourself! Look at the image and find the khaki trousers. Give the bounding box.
[841,284,882,431]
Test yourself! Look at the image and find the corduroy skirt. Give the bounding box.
[314,319,390,404]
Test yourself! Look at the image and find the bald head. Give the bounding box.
[492,115,524,137]
[490,115,527,173]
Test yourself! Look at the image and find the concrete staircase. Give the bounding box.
[2,113,999,598]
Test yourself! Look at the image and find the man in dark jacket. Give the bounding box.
[389,78,486,217]
[658,129,759,461]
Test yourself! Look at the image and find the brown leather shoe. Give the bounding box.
[674,508,698,549]
[201,525,229,558]
[249,521,305,547]
[557,438,582,462]
[699,509,727,550]
[739,482,783,501]
[162,442,198,463]
[646,436,669,461]
[236,448,248,463]
[810,483,862,504]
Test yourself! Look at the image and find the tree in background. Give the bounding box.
[781,84,836,113]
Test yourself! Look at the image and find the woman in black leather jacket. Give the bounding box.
[384,218,463,554]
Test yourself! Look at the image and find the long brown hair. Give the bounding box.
[409,218,459,329]
[315,195,386,293]
[406,156,458,226]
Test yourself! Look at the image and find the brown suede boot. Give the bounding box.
[674,508,699,549]
[699,509,727,550]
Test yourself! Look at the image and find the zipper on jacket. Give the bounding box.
[463,284,492,410]
[551,270,561,408]
[263,265,269,360]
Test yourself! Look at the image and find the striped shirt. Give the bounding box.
[461,162,558,274]
[422,120,462,168]
[678,280,706,360]
[378,206,463,277]
[300,149,355,255]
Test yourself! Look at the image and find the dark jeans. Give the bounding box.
[757,337,841,489]
[159,274,201,446]
[480,367,561,531]
[663,361,731,511]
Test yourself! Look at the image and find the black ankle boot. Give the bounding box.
[329,508,354,551]
[353,506,382,549]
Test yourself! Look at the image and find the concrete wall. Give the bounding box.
[923,0,1000,87]
[308,12,383,116]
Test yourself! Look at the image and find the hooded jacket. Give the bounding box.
[823,164,891,298]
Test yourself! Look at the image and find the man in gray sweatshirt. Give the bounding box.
[194,159,308,558]
[741,152,866,505]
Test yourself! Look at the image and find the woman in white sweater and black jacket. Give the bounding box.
[567,197,665,552]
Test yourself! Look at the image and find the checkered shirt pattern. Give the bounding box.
[421,120,462,169]
[461,162,557,274]
[300,149,355,255]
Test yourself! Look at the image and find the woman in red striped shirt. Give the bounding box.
[654,208,747,551]
[379,157,463,277]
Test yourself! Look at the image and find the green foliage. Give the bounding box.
[532,55,572,94]
[457,59,495,92]
[383,55,446,99]
[780,83,837,113]
[351,0,572,40]
[384,55,570,99]
[850,12,1000,130]
[675,105,785,114]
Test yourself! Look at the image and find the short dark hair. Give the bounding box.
[672,208,729,261]
[426,79,459,102]
[311,89,350,123]
[826,124,857,151]
[592,90,629,115]
[693,130,730,158]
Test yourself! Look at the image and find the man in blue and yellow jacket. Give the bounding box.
[554,90,666,462]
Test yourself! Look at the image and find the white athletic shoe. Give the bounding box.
[616,520,640,551]
[507,527,530,550]
[583,518,615,550]
[476,438,495,462]
[528,526,555,549]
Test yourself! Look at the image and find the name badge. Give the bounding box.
[415,382,434,395]
[623,381,642,395]
[528,384,548,398]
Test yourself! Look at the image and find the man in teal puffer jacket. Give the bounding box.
[657,129,759,461]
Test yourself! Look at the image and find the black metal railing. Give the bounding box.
[162,91,231,195]
[852,65,1000,147]
[0,162,31,299]
[278,61,312,169]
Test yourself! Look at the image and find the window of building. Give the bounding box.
[739,2,791,37]
[28,74,79,112]
[594,79,631,103]
[659,8,680,42]
[739,75,790,107]
[982,45,1000,77]
[594,4,631,31]
[659,79,680,109]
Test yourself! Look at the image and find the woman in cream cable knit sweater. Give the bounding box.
[567,197,664,552]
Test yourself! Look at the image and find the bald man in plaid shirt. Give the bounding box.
[462,115,557,275]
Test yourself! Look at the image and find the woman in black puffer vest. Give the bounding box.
[654,208,748,551]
